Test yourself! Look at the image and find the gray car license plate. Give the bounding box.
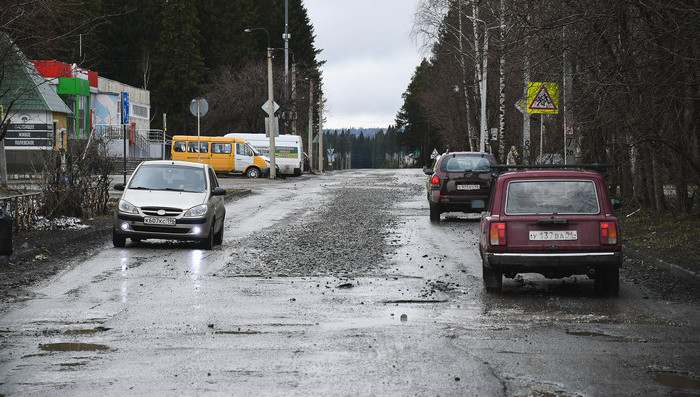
[457,184,480,190]
[144,217,176,226]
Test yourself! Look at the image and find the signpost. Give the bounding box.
[526,82,559,164]
[565,124,575,164]
[122,92,129,183]
[262,99,278,178]
[190,98,208,162]
[262,99,280,137]
[162,113,167,160]
[527,82,559,114]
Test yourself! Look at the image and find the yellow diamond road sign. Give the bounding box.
[527,82,559,114]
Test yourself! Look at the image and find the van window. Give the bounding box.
[211,143,232,154]
[173,141,186,152]
[236,143,251,156]
[188,142,208,153]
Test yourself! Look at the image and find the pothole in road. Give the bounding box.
[39,342,111,352]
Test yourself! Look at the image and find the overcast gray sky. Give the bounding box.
[303,0,424,130]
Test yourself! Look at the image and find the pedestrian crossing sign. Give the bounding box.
[527,82,559,114]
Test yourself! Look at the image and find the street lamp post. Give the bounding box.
[245,27,277,179]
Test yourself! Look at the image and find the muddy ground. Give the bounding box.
[1,210,698,308]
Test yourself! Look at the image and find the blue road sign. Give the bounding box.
[122,92,129,124]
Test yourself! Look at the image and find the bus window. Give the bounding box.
[173,141,186,152]
[212,143,232,154]
[188,142,208,153]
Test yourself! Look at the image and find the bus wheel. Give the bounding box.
[246,167,260,179]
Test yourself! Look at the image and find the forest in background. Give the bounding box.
[398,0,697,213]
[2,0,323,140]
[2,0,697,215]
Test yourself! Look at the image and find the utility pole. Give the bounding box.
[267,45,277,178]
[318,89,323,172]
[283,0,290,100]
[480,27,488,152]
[498,0,506,162]
[291,63,297,135]
[308,79,314,172]
[563,25,575,164]
[245,27,276,178]
[523,28,531,164]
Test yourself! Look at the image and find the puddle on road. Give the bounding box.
[565,330,614,338]
[654,371,700,391]
[59,361,88,369]
[39,342,111,352]
[383,299,448,304]
[63,326,111,335]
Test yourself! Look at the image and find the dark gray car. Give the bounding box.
[423,152,497,222]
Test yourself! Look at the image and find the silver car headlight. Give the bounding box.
[185,204,208,217]
[118,199,138,214]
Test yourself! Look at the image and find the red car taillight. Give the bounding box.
[600,222,618,245]
[430,175,440,186]
[490,222,506,246]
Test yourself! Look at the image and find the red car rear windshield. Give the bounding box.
[505,179,600,215]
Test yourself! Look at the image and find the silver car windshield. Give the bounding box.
[505,180,600,215]
[128,165,207,193]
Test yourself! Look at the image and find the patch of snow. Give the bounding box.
[32,216,90,231]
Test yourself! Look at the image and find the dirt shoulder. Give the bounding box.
[0,215,113,305]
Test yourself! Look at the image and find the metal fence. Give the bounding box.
[0,193,41,230]
[0,186,112,231]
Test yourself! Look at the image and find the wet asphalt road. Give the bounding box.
[0,169,698,396]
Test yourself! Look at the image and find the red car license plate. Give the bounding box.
[529,230,577,241]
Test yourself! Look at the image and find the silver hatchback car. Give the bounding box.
[112,160,226,249]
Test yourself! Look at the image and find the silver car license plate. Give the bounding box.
[529,230,577,241]
[457,184,480,190]
[144,217,176,226]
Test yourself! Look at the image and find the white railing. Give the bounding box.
[94,125,168,158]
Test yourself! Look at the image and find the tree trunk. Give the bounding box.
[0,139,7,188]
[651,147,665,212]
[458,4,475,152]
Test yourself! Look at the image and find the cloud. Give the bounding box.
[304,0,422,129]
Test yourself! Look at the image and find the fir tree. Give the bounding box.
[152,0,207,134]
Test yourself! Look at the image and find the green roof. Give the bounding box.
[0,37,72,114]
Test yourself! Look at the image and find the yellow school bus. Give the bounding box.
[171,135,270,178]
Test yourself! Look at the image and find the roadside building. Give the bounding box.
[1,41,158,174]
[1,46,72,173]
